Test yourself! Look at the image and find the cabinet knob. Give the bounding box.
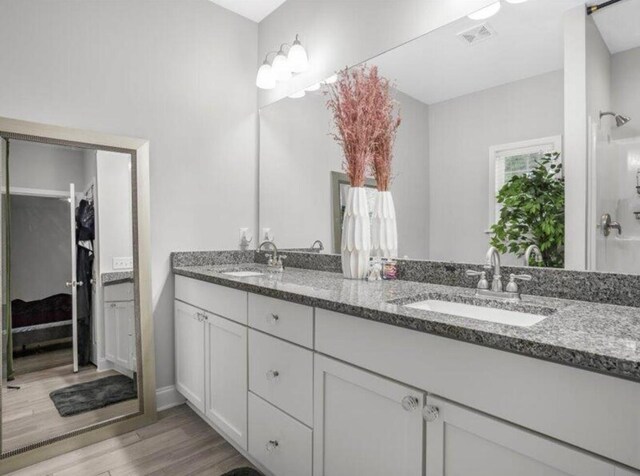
[401,396,419,412]
[265,440,279,452]
[266,370,280,380]
[268,313,279,324]
[422,404,440,422]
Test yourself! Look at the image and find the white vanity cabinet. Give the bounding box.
[174,275,249,450]
[174,276,640,476]
[424,395,617,476]
[103,282,135,373]
[313,355,424,476]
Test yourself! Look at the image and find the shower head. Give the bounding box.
[600,111,631,127]
[615,114,631,127]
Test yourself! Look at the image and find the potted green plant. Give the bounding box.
[490,152,564,268]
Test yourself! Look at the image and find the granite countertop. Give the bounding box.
[102,271,134,286]
[173,263,640,383]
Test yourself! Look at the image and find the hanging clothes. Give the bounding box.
[76,198,94,367]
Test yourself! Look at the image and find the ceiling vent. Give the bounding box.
[458,23,495,46]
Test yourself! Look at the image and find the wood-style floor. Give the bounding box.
[3,351,139,453]
[8,405,255,476]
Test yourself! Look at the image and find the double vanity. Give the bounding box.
[172,251,640,476]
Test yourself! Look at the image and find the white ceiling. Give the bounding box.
[592,0,640,54]
[208,0,287,22]
[372,0,586,105]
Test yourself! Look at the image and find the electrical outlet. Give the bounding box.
[113,256,133,270]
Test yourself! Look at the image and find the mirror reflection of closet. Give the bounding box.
[1,139,137,454]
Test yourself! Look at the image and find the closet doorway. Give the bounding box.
[9,188,79,375]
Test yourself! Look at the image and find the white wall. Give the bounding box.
[9,140,87,192]
[258,0,497,107]
[611,46,640,140]
[428,70,564,264]
[10,195,71,302]
[96,151,133,273]
[260,89,429,258]
[0,0,258,390]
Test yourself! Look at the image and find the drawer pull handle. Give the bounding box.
[268,313,280,324]
[266,370,280,380]
[422,404,440,422]
[265,440,279,452]
[401,396,419,412]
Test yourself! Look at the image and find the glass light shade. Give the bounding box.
[288,40,309,73]
[272,52,292,81]
[289,90,305,99]
[305,82,321,92]
[324,74,338,85]
[467,1,501,20]
[256,63,276,90]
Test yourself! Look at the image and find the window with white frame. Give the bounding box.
[488,135,562,227]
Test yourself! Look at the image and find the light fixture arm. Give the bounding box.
[262,51,279,65]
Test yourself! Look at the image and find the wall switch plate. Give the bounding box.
[113,256,133,270]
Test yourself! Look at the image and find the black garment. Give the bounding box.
[76,199,95,366]
[76,199,95,241]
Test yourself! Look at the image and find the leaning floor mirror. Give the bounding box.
[0,117,155,473]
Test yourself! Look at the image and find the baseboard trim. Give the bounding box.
[156,385,185,411]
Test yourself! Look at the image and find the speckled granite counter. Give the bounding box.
[173,262,640,383]
[102,271,133,286]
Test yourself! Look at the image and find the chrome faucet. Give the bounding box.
[257,240,286,271]
[466,246,532,302]
[524,244,543,267]
[485,246,502,292]
[311,240,324,252]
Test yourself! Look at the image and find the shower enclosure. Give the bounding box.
[588,118,640,274]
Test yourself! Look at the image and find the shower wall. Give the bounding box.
[593,46,640,274]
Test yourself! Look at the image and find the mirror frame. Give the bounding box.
[0,116,156,474]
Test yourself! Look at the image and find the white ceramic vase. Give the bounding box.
[371,190,398,258]
[341,187,371,279]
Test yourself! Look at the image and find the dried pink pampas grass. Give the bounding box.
[325,65,401,190]
[369,68,401,191]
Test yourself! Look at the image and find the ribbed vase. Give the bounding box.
[371,191,398,258]
[341,187,371,279]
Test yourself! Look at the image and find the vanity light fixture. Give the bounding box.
[256,53,277,90]
[468,1,501,20]
[305,82,321,92]
[288,34,310,73]
[272,45,292,82]
[289,90,306,99]
[257,34,309,89]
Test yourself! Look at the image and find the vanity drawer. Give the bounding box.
[249,329,313,426]
[248,293,313,347]
[103,282,134,302]
[248,392,312,476]
[175,275,247,324]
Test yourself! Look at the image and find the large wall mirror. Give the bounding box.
[259,0,640,274]
[0,118,154,472]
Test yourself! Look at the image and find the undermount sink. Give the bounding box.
[403,294,554,327]
[208,266,266,277]
[222,270,264,277]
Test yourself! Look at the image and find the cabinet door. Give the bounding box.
[115,301,134,369]
[425,395,616,476]
[205,312,248,450]
[313,355,424,476]
[174,300,206,413]
[104,302,117,363]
